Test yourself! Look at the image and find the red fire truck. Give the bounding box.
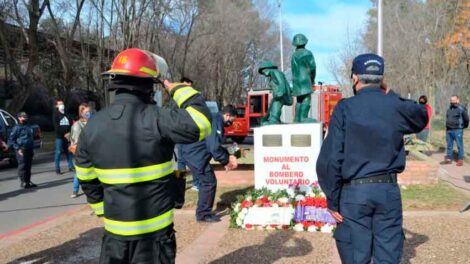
[224,85,342,143]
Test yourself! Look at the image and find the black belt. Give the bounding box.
[343,173,397,186]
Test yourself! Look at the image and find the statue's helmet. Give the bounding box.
[258,61,278,74]
[292,34,308,47]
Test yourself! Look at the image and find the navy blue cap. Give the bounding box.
[351,53,384,76]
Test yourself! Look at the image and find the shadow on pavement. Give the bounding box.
[0,178,72,202]
[402,228,429,264]
[7,227,103,264]
[208,231,312,264]
[214,186,253,214]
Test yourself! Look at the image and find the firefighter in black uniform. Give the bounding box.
[75,48,212,264]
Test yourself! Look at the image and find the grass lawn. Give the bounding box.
[401,181,469,211]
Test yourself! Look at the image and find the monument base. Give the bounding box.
[254,123,323,192]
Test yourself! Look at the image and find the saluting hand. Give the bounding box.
[328,209,344,223]
[163,80,185,93]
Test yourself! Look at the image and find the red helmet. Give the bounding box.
[103,48,158,78]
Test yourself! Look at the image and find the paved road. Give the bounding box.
[0,152,86,234]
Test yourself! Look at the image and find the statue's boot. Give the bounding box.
[294,103,302,123]
[298,103,316,123]
[262,101,282,125]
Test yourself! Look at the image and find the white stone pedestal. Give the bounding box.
[254,123,323,192]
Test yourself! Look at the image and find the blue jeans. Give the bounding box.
[446,129,465,160]
[54,138,74,170]
[72,173,80,193]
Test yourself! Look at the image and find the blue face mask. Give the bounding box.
[84,112,92,119]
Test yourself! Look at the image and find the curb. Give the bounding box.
[0,205,86,248]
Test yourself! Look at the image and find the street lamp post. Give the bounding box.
[278,0,284,71]
[377,0,383,56]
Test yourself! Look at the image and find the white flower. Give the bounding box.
[239,213,246,220]
[289,207,296,215]
[307,226,318,232]
[286,188,295,197]
[307,192,316,198]
[295,194,305,201]
[241,208,248,215]
[252,204,259,208]
[245,196,252,201]
[233,203,241,213]
[321,224,335,233]
[319,192,326,198]
[278,197,289,204]
[271,203,279,208]
[293,223,304,232]
[236,217,243,226]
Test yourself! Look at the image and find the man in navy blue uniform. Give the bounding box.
[181,105,238,222]
[8,112,37,189]
[316,53,428,264]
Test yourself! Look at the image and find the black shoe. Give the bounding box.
[56,169,61,175]
[69,167,75,172]
[197,215,221,223]
[24,182,38,189]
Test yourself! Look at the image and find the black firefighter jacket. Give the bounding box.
[75,85,212,240]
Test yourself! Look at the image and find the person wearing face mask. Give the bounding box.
[180,105,239,222]
[69,103,91,198]
[441,95,469,166]
[53,99,74,175]
[258,61,293,125]
[416,95,433,142]
[317,53,428,264]
[8,112,37,189]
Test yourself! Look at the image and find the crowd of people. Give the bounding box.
[1,46,468,264]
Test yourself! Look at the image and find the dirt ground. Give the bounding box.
[0,207,207,264]
[2,208,469,264]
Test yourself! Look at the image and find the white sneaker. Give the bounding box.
[70,192,78,198]
[191,186,199,191]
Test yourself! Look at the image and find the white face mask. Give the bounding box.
[58,104,65,113]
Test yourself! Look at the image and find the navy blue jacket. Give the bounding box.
[446,104,469,130]
[8,123,35,150]
[181,113,229,166]
[316,86,428,211]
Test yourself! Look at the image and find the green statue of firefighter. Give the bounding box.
[291,33,316,123]
[258,61,292,125]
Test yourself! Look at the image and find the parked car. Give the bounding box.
[0,109,42,167]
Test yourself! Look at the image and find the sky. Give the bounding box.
[282,0,373,84]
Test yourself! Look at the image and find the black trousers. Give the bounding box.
[99,228,176,264]
[17,149,34,184]
[185,158,217,220]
